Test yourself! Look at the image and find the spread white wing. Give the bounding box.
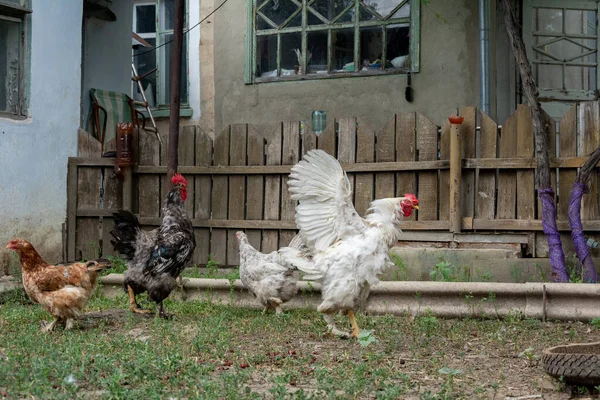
[287,149,367,253]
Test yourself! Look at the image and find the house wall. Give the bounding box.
[0,0,83,267]
[81,0,133,127]
[211,0,480,133]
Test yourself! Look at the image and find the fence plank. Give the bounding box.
[75,166,102,261]
[396,112,417,221]
[210,127,230,265]
[338,117,357,204]
[537,111,557,219]
[516,105,535,219]
[317,121,336,156]
[301,122,317,155]
[558,104,577,220]
[263,124,283,253]
[227,124,248,266]
[101,168,122,257]
[179,126,196,218]
[67,159,78,261]
[438,114,452,222]
[477,110,497,219]
[461,107,477,219]
[375,117,396,200]
[497,108,518,219]
[416,113,438,221]
[137,128,161,218]
[579,101,600,220]
[280,122,300,246]
[246,125,265,251]
[159,129,170,212]
[194,128,213,265]
[355,119,375,216]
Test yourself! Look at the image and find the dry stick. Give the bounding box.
[569,146,600,282]
[500,0,567,282]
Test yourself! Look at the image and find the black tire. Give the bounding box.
[542,342,600,386]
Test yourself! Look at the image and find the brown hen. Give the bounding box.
[6,239,112,332]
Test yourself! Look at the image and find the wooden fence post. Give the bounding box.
[449,116,464,232]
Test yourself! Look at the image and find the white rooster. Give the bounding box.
[280,150,419,338]
[236,231,299,314]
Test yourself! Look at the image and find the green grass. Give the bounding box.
[2,288,600,399]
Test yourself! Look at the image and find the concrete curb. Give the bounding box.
[99,274,600,321]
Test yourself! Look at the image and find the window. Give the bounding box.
[245,0,420,83]
[524,0,598,102]
[0,0,30,118]
[132,0,188,109]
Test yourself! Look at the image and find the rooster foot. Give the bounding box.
[41,319,58,333]
[158,310,172,320]
[275,306,284,315]
[326,327,351,339]
[65,318,75,330]
[131,306,153,315]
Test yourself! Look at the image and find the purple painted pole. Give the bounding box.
[568,182,598,283]
[539,188,569,282]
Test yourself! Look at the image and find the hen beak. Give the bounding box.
[413,205,419,210]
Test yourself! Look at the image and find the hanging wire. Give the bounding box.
[132,0,230,58]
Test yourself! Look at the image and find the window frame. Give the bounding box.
[0,0,31,119]
[132,0,190,110]
[244,0,420,84]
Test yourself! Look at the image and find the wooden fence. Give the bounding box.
[66,103,600,265]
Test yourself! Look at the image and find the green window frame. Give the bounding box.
[0,0,31,119]
[244,0,420,84]
[523,0,599,102]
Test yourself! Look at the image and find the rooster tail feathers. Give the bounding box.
[277,247,324,280]
[86,258,112,271]
[110,210,141,260]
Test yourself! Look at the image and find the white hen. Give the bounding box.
[236,231,299,314]
[280,149,419,337]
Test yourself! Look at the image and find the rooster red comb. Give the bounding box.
[171,173,187,186]
[404,193,418,205]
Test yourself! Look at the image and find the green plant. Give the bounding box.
[438,367,462,398]
[390,253,409,281]
[591,318,600,329]
[429,260,469,282]
[518,347,539,367]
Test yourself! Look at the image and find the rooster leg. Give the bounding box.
[275,306,283,315]
[65,318,75,330]
[323,313,351,338]
[128,285,152,314]
[41,318,59,333]
[348,310,361,338]
[158,301,172,320]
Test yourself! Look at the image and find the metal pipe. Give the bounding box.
[167,0,185,179]
[479,0,491,115]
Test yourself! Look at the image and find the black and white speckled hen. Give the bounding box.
[110,174,195,318]
[236,231,298,314]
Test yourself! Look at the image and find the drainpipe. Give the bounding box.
[479,0,491,116]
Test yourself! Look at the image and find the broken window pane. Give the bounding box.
[307,31,328,74]
[0,19,21,114]
[360,26,383,70]
[256,35,277,78]
[387,23,410,69]
[331,29,354,72]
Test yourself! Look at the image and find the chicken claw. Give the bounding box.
[41,319,58,333]
[128,285,153,314]
[323,313,351,339]
[158,301,172,320]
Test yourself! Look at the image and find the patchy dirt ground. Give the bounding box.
[1,291,600,399]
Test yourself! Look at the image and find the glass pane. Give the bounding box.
[257,14,277,30]
[133,38,157,107]
[287,11,302,28]
[258,0,301,28]
[565,9,596,35]
[331,29,354,72]
[386,23,410,69]
[360,26,383,70]
[136,4,156,34]
[307,31,328,74]
[0,19,21,114]
[159,34,188,104]
[310,0,353,22]
[359,4,378,21]
[535,8,562,33]
[308,9,327,26]
[256,35,277,78]
[281,33,302,76]
[337,6,356,23]
[565,66,585,90]
[536,64,562,89]
[390,3,409,19]
[362,0,404,18]
[161,0,175,31]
